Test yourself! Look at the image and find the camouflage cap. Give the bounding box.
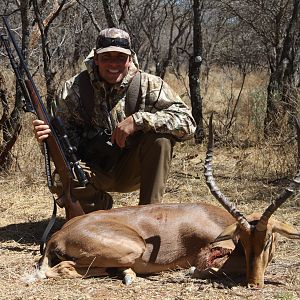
[95,28,132,55]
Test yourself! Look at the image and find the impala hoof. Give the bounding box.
[187,266,196,275]
[121,268,136,285]
[123,274,134,285]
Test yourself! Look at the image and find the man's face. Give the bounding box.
[94,51,131,84]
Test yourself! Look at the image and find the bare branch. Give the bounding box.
[0,72,9,128]
[102,0,119,28]
[29,0,77,48]
[76,0,101,32]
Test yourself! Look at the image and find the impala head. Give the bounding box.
[204,114,300,288]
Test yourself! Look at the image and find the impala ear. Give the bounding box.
[211,223,239,250]
[211,238,236,251]
[272,219,300,239]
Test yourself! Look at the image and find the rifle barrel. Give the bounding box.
[2,16,50,122]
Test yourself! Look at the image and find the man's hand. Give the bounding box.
[32,119,51,143]
[111,116,139,148]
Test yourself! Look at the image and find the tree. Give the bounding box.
[102,0,119,27]
[0,70,21,170]
[116,0,192,78]
[219,0,300,136]
[31,0,77,111]
[189,0,204,143]
[276,0,300,123]
[0,0,29,170]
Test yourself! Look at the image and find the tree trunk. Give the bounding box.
[281,0,300,113]
[0,1,30,170]
[102,0,119,28]
[189,0,204,143]
[264,0,300,136]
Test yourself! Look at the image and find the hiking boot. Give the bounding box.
[80,190,113,213]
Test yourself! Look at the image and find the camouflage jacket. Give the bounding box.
[53,52,196,148]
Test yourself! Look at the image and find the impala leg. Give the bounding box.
[45,261,81,278]
[45,260,112,278]
[120,268,137,285]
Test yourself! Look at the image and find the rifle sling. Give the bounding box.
[40,196,57,255]
[125,70,142,116]
[39,137,57,253]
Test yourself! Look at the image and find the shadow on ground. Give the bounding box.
[0,217,65,245]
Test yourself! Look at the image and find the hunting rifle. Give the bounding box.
[0,16,87,221]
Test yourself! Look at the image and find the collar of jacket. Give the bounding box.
[87,60,139,94]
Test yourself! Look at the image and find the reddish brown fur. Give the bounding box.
[37,203,299,286]
[38,203,235,280]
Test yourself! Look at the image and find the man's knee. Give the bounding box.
[141,132,175,158]
[137,133,175,205]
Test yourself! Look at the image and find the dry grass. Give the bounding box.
[0,70,299,299]
[165,67,270,145]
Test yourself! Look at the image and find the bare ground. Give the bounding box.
[0,142,299,300]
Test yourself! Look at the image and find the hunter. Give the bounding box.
[33,28,196,213]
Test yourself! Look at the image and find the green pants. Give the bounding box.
[53,132,175,213]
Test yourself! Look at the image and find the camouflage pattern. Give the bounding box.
[95,28,132,55]
[53,52,196,148]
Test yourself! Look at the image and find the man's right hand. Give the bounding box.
[32,119,51,143]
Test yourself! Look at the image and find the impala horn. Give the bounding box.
[204,113,251,232]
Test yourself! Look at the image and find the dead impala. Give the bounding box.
[34,116,300,288]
